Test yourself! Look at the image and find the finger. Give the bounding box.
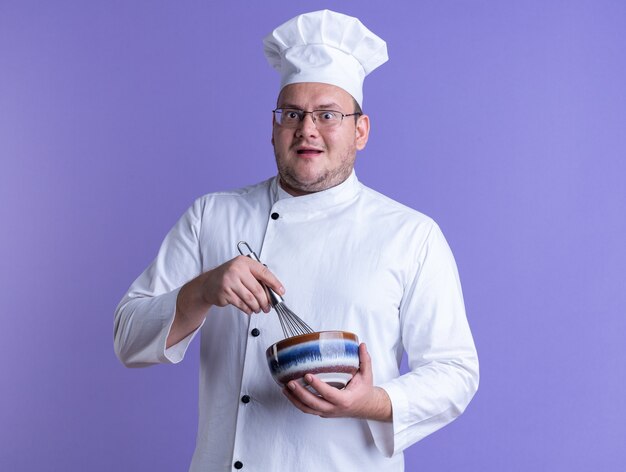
[239,273,271,312]
[302,374,342,404]
[282,388,320,416]
[249,261,285,296]
[357,343,373,383]
[287,379,332,412]
[225,295,253,315]
[230,282,262,314]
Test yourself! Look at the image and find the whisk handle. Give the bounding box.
[237,241,285,306]
[267,287,284,305]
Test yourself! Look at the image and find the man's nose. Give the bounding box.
[297,113,319,135]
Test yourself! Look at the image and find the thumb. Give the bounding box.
[358,343,373,383]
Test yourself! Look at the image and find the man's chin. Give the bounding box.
[279,174,328,196]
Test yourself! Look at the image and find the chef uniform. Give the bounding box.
[114,10,479,472]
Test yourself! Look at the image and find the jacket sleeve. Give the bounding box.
[368,222,479,456]
[113,198,206,368]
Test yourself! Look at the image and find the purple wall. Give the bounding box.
[2,1,625,470]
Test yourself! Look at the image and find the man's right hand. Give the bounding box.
[167,256,285,347]
[196,255,284,315]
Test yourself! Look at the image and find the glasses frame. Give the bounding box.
[272,108,362,128]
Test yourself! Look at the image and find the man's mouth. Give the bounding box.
[296,147,324,157]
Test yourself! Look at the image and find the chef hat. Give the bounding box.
[263,9,388,107]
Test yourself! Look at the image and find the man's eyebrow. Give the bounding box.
[277,102,343,110]
[276,103,301,109]
[316,103,343,110]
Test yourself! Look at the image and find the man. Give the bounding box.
[115,10,478,471]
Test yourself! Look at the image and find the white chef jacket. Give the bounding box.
[114,171,479,472]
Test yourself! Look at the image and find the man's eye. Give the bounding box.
[320,112,337,120]
[285,111,300,120]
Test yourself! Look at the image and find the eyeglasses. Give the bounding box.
[272,108,361,129]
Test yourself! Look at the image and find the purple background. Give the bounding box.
[2,1,625,470]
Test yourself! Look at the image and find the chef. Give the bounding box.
[114,9,479,472]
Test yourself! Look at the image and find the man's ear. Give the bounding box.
[355,114,370,151]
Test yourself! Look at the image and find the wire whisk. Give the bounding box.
[237,241,314,339]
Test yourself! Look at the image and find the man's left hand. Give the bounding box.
[282,343,392,422]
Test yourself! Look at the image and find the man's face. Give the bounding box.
[272,82,370,196]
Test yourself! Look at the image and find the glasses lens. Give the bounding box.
[313,111,341,127]
[274,109,300,127]
[274,109,344,128]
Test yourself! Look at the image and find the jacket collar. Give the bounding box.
[270,170,361,215]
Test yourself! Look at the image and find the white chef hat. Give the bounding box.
[263,9,388,107]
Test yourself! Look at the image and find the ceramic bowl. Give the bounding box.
[266,331,360,392]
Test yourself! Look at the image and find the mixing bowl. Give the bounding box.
[266,331,360,392]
